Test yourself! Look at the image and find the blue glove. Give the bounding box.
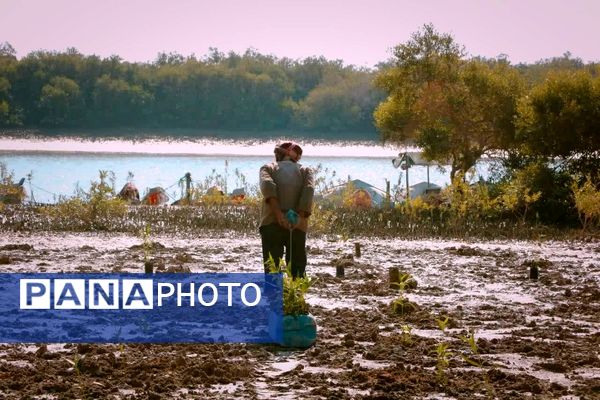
[286,209,299,226]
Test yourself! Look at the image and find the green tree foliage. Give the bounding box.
[285,56,346,100]
[38,76,82,126]
[92,75,152,125]
[0,42,21,126]
[516,52,593,84]
[516,70,600,178]
[0,77,11,125]
[372,25,599,228]
[293,70,384,133]
[497,161,577,225]
[0,44,379,136]
[441,173,497,222]
[497,167,542,223]
[374,25,525,179]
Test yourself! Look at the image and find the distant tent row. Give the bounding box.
[5,150,444,208]
[5,178,440,208]
[115,151,444,208]
[117,183,246,206]
[320,179,441,208]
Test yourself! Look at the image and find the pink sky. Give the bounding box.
[1,0,599,67]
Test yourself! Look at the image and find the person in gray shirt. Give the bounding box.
[259,142,314,278]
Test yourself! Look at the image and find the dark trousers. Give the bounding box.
[260,223,307,278]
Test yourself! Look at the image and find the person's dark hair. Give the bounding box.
[274,141,303,162]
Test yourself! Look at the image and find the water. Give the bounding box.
[0,137,492,203]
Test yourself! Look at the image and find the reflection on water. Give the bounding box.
[0,137,493,203]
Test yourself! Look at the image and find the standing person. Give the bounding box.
[259,142,314,278]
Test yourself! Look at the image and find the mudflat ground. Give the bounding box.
[0,231,598,399]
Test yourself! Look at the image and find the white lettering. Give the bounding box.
[241,283,261,306]
[219,282,241,306]
[197,283,218,306]
[177,282,195,306]
[89,279,119,309]
[157,283,175,306]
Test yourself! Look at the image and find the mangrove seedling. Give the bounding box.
[434,342,451,384]
[390,269,417,291]
[391,295,417,317]
[140,224,153,273]
[436,316,450,333]
[66,354,83,375]
[431,315,453,386]
[459,330,495,399]
[268,255,315,316]
[459,330,479,357]
[401,324,413,345]
[390,270,418,316]
[265,253,282,273]
[398,272,418,290]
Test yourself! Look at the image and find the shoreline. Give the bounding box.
[0,127,381,141]
[0,132,405,158]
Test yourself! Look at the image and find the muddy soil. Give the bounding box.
[0,231,598,399]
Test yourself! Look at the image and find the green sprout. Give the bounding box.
[267,254,315,316]
[396,273,417,291]
[391,296,417,317]
[436,316,450,333]
[390,271,418,317]
[459,330,495,399]
[459,330,479,356]
[434,342,451,384]
[401,324,413,345]
[66,354,83,375]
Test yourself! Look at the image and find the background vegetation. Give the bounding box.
[374,24,599,180]
[0,42,382,137]
[1,32,599,144]
[1,24,599,235]
[372,24,599,229]
[0,164,598,236]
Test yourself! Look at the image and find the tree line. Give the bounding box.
[0,43,383,137]
[0,31,598,173]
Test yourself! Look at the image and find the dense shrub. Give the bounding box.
[572,175,600,230]
[0,162,26,207]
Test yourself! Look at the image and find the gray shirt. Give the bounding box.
[259,161,314,231]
